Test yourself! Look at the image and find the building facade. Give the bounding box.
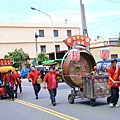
[1,22,119,63]
[0,22,79,58]
[90,37,120,62]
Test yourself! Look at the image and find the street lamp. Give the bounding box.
[31,7,56,60]
[35,32,39,65]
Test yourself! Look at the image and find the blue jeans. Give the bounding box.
[33,84,41,97]
[48,88,57,103]
[110,88,119,105]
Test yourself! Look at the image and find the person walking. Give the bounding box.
[14,68,22,98]
[3,69,16,101]
[44,66,60,106]
[40,68,44,80]
[108,58,120,108]
[27,66,41,99]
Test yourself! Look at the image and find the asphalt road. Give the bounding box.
[1,79,120,120]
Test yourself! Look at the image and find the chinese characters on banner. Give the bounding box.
[0,58,12,66]
[100,48,110,60]
[70,49,80,61]
[64,35,91,47]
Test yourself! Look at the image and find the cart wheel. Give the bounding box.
[107,97,111,104]
[90,99,95,106]
[68,94,74,104]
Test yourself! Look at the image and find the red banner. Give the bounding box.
[100,48,110,60]
[70,49,80,61]
[64,35,91,47]
[0,58,12,66]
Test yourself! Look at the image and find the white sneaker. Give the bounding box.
[110,103,114,108]
[114,104,119,108]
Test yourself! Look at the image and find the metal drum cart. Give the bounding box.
[66,74,111,106]
[61,35,111,106]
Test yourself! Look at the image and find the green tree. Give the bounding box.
[33,52,49,65]
[4,48,30,69]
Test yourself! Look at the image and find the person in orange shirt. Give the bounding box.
[27,66,41,99]
[108,59,120,108]
[14,68,22,98]
[3,70,16,101]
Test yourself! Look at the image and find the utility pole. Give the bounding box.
[80,0,87,31]
[80,0,89,51]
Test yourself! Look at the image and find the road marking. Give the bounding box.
[15,99,79,120]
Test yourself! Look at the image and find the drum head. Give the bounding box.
[37,78,43,84]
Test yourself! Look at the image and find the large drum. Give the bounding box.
[61,48,96,87]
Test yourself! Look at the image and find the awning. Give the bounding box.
[0,66,15,73]
[42,59,65,66]
[54,59,63,62]
[42,60,57,66]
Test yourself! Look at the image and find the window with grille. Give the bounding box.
[67,30,71,37]
[55,45,60,52]
[54,30,58,37]
[109,41,118,45]
[40,45,46,52]
[39,30,44,37]
[111,54,118,59]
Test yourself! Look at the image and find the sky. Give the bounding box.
[0,0,120,40]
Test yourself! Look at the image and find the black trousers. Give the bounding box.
[110,87,119,105]
[33,84,41,96]
[15,84,22,93]
[6,86,14,99]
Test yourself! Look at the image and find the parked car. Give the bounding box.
[35,65,50,74]
[21,68,30,78]
[96,58,120,72]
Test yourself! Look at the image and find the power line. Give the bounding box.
[89,1,120,30]
[89,17,120,30]
[40,0,64,11]
[107,0,120,3]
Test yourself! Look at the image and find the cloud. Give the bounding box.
[87,11,120,18]
[22,10,81,24]
[22,9,120,25]
[0,0,120,27]
[86,10,120,24]
[53,0,100,8]
[0,14,23,22]
[82,0,100,4]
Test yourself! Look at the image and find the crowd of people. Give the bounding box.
[28,65,61,106]
[2,68,22,101]
[1,58,120,107]
[1,65,61,106]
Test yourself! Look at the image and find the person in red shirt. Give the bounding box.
[108,59,120,108]
[44,66,60,106]
[27,66,41,99]
[14,68,22,98]
[3,69,16,101]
